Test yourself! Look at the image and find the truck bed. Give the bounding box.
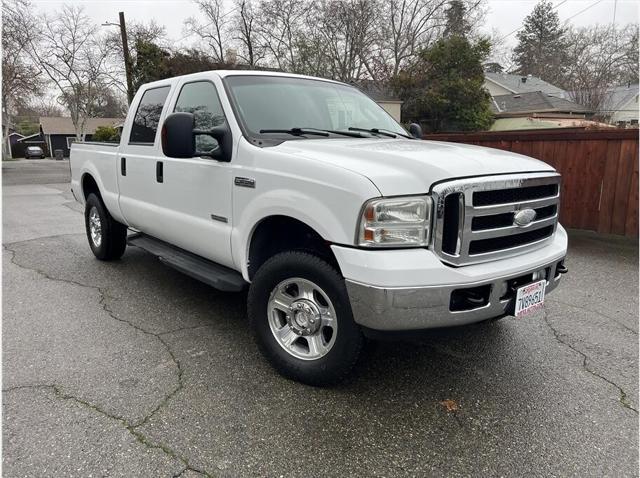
[70,141,124,223]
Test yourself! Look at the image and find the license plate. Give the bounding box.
[515,280,546,317]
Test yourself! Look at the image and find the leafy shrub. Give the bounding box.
[92,126,120,142]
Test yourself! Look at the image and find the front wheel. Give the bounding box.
[248,251,364,386]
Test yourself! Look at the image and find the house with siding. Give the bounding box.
[598,84,639,125]
[354,81,403,122]
[487,91,607,131]
[37,116,124,157]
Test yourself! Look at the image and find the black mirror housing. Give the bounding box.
[194,123,232,162]
[162,112,196,158]
[409,123,423,139]
[162,112,232,161]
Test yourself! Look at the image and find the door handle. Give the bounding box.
[121,157,126,176]
[156,161,163,183]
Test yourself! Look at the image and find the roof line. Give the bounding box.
[484,76,518,94]
[491,96,502,112]
[17,132,42,141]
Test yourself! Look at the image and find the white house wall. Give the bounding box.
[610,95,639,124]
[378,101,402,122]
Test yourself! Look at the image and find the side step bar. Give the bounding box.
[128,233,247,292]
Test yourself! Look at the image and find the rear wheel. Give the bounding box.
[248,251,363,386]
[84,193,127,261]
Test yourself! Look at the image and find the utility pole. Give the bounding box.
[103,12,134,105]
[119,12,134,105]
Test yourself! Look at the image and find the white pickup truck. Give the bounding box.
[71,70,568,385]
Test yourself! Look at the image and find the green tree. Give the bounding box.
[131,39,170,93]
[131,43,231,96]
[444,0,469,39]
[392,36,493,132]
[16,119,40,136]
[92,126,120,142]
[164,49,221,77]
[512,0,568,84]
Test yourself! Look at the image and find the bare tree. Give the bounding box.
[563,24,639,116]
[256,0,309,71]
[484,27,515,73]
[233,0,265,67]
[366,0,449,82]
[18,96,65,118]
[185,0,232,64]
[618,24,639,85]
[24,5,117,140]
[311,0,378,82]
[2,0,44,156]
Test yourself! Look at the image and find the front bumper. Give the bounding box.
[332,226,568,331]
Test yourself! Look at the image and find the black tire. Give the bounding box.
[84,193,127,261]
[248,251,364,386]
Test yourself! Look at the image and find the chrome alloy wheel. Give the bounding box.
[267,277,338,360]
[88,206,102,247]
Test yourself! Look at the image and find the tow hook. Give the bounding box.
[557,263,568,274]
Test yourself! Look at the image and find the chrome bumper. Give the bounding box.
[345,257,566,331]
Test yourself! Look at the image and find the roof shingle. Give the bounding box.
[485,72,566,97]
[491,91,590,114]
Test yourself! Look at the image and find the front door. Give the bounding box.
[152,79,234,268]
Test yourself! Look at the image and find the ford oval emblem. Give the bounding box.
[513,208,537,227]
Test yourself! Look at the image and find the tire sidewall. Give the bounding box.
[85,194,110,260]
[249,251,362,385]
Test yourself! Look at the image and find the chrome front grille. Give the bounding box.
[431,173,561,266]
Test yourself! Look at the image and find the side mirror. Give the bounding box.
[162,112,232,161]
[409,123,423,139]
[162,112,195,158]
[194,123,232,162]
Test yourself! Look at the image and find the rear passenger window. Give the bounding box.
[174,81,225,153]
[129,86,171,144]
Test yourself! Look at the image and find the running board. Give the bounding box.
[127,233,247,292]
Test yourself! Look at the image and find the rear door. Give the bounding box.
[117,84,173,237]
[151,78,234,267]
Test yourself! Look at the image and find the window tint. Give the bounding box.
[174,81,225,153]
[129,86,171,144]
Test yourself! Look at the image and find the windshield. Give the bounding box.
[224,75,407,139]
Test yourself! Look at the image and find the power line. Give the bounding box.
[562,0,606,24]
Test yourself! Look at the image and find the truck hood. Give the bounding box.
[275,138,554,196]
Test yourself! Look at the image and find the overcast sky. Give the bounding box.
[30,0,639,51]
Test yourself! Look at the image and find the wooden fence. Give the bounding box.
[422,128,639,237]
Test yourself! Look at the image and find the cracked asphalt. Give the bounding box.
[3,159,638,477]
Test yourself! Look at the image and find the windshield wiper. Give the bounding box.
[259,127,367,138]
[259,128,329,137]
[324,129,368,138]
[348,127,412,139]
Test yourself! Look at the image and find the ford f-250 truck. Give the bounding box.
[70,71,568,385]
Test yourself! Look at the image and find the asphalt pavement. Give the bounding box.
[2,159,638,477]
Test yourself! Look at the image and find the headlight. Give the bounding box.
[357,196,432,247]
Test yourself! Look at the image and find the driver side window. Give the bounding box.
[173,81,226,154]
